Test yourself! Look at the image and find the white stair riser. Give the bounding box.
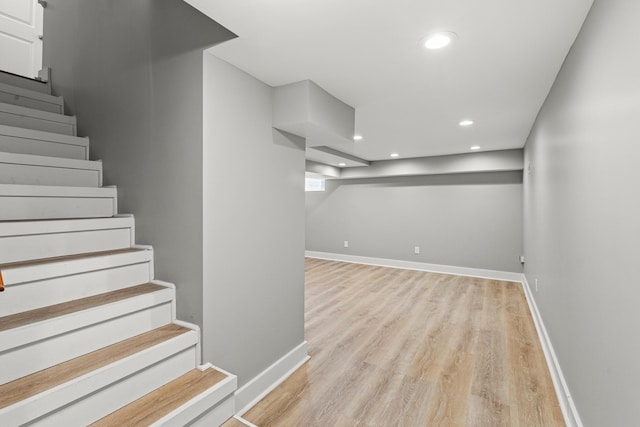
[0,161,101,187]
[0,228,133,265]
[2,333,198,426]
[0,194,116,220]
[1,248,151,286]
[0,88,63,114]
[0,111,76,135]
[0,125,89,160]
[0,262,152,316]
[0,135,87,159]
[0,302,173,385]
[0,287,175,354]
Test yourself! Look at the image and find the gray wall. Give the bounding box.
[307,172,523,272]
[42,0,234,326]
[202,53,306,386]
[523,0,640,424]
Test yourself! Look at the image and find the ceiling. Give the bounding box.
[187,0,593,163]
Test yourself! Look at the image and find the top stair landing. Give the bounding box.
[0,69,51,95]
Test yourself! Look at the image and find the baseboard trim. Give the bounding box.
[235,341,310,416]
[520,275,582,427]
[305,251,523,282]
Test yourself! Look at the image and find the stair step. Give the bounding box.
[0,216,135,264]
[91,367,234,427]
[0,324,198,426]
[0,124,89,160]
[0,183,117,220]
[0,282,166,333]
[0,283,174,384]
[0,247,153,316]
[0,102,77,135]
[0,151,102,187]
[0,246,140,271]
[0,69,51,95]
[0,82,64,114]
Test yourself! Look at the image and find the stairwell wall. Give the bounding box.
[41,0,235,327]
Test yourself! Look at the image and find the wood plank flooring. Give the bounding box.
[243,258,564,427]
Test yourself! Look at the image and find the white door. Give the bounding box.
[0,0,43,78]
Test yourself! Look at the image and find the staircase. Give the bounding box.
[0,72,237,426]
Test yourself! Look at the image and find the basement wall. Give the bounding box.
[523,0,640,424]
[307,171,523,273]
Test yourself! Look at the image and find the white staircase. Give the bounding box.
[0,74,237,426]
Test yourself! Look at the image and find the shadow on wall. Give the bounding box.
[327,171,523,188]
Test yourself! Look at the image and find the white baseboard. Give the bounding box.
[305,251,523,282]
[520,275,582,427]
[235,341,309,416]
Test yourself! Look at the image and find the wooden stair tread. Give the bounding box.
[0,247,142,271]
[90,367,228,426]
[0,283,165,332]
[0,324,189,409]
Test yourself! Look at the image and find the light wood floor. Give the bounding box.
[242,258,564,427]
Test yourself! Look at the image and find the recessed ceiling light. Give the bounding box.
[338,162,347,167]
[353,135,363,141]
[470,145,481,150]
[424,32,457,50]
[459,119,474,126]
[390,153,399,158]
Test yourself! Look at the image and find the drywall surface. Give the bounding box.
[523,0,640,424]
[307,172,523,272]
[42,0,235,326]
[203,53,305,386]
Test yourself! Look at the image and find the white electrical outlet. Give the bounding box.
[414,246,420,254]
[343,240,349,248]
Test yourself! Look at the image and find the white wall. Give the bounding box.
[307,171,523,272]
[203,52,306,386]
[523,0,640,424]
